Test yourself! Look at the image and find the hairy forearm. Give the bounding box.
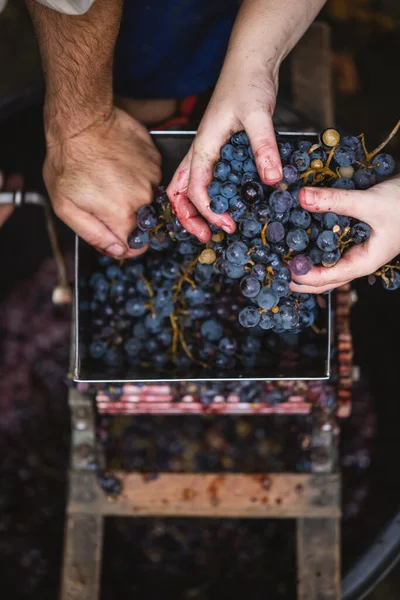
[225,0,327,74]
[26,0,122,140]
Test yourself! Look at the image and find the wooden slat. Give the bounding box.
[297,518,341,600]
[60,513,103,600]
[68,473,341,519]
[96,401,311,415]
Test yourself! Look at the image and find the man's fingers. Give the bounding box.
[244,110,282,185]
[54,198,135,258]
[299,186,372,221]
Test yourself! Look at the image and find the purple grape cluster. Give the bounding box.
[209,127,399,311]
[82,126,399,373]
[82,229,325,375]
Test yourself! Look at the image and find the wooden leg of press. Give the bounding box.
[59,512,103,600]
[297,518,341,600]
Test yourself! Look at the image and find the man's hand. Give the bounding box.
[167,0,327,242]
[26,0,161,257]
[45,107,161,258]
[290,176,400,294]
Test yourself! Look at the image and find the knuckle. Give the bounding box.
[53,198,67,219]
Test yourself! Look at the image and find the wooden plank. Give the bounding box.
[297,518,341,600]
[60,513,103,600]
[291,22,334,129]
[96,401,311,415]
[68,473,341,519]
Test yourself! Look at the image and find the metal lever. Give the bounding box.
[0,190,72,304]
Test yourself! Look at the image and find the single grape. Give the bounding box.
[323,213,339,229]
[162,259,180,279]
[208,181,221,197]
[310,147,327,162]
[266,221,285,243]
[125,298,147,317]
[290,150,310,172]
[278,141,294,163]
[240,217,262,238]
[238,306,261,328]
[279,305,300,329]
[252,201,272,223]
[256,288,279,310]
[372,153,396,176]
[286,229,309,252]
[334,145,356,166]
[274,267,291,282]
[228,171,242,185]
[231,159,244,172]
[124,338,142,357]
[221,143,234,161]
[210,195,229,214]
[240,276,261,298]
[251,263,267,281]
[219,337,238,356]
[269,190,293,213]
[137,205,157,232]
[338,165,355,179]
[232,145,248,161]
[213,161,231,181]
[351,222,371,243]
[220,182,238,199]
[128,228,149,250]
[243,158,258,173]
[282,164,299,184]
[309,247,323,265]
[332,177,355,190]
[250,246,270,264]
[290,208,311,229]
[271,279,290,297]
[224,262,246,279]
[185,286,206,305]
[241,181,264,204]
[105,265,123,280]
[295,141,311,153]
[226,240,249,265]
[354,169,377,190]
[322,248,341,267]
[289,254,313,276]
[321,128,340,147]
[90,340,107,359]
[383,271,400,291]
[242,172,260,185]
[200,319,224,341]
[259,313,274,330]
[317,230,339,251]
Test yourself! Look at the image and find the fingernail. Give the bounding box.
[264,166,282,184]
[106,243,125,257]
[222,217,235,232]
[302,189,316,206]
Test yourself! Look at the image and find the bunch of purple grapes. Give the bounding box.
[208,126,399,316]
[83,235,324,374]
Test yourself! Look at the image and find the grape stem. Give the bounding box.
[173,256,199,301]
[261,223,268,246]
[366,119,400,162]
